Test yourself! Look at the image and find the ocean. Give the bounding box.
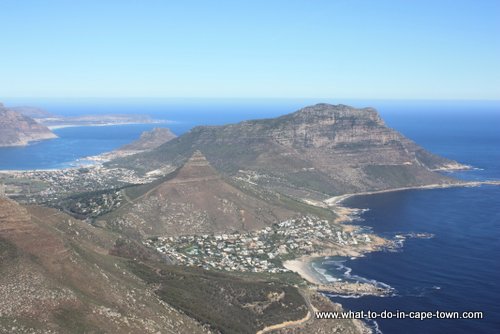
[1,99,499,333]
[0,98,307,170]
[316,102,500,334]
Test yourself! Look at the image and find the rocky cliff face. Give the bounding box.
[0,103,57,147]
[111,104,466,198]
[268,104,392,148]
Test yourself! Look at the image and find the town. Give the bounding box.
[0,164,161,204]
[145,216,374,273]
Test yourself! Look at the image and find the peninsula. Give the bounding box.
[0,103,57,147]
[39,114,167,130]
[0,102,169,147]
[0,103,482,334]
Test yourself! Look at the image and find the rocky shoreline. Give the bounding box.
[317,282,394,298]
[285,179,500,300]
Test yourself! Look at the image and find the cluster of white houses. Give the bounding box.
[146,216,373,273]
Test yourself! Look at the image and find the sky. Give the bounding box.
[0,0,499,99]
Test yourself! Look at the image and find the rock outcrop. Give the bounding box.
[0,103,57,147]
[118,127,176,151]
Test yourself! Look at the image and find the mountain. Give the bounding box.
[110,103,466,199]
[0,103,57,147]
[0,197,209,333]
[9,106,55,119]
[1,197,335,334]
[103,150,310,238]
[118,127,177,151]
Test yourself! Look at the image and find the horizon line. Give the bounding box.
[2,97,500,102]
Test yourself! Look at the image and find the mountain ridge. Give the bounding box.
[0,197,210,333]
[109,103,465,198]
[1,196,327,334]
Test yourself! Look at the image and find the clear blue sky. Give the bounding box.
[1,0,499,99]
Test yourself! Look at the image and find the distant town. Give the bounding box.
[0,165,161,203]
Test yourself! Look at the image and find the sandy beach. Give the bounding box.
[47,120,168,130]
[284,184,472,288]
[283,257,325,285]
[283,238,387,286]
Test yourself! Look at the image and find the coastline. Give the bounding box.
[0,121,176,172]
[0,133,58,148]
[47,120,169,130]
[283,257,326,285]
[324,180,500,207]
[287,179,500,296]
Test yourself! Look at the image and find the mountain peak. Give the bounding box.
[174,150,219,181]
[119,127,176,151]
[289,103,384,126]
[186,150,210,166]
[107,147,296,236]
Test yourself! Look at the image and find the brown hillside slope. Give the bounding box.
[106,151,299,237]
[0,197,210,334]
[1,198,335,334]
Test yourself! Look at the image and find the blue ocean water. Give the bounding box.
[0,98,307,170]
[318,104,500,333]
[1,98,498,171]
[1,99,499,333]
